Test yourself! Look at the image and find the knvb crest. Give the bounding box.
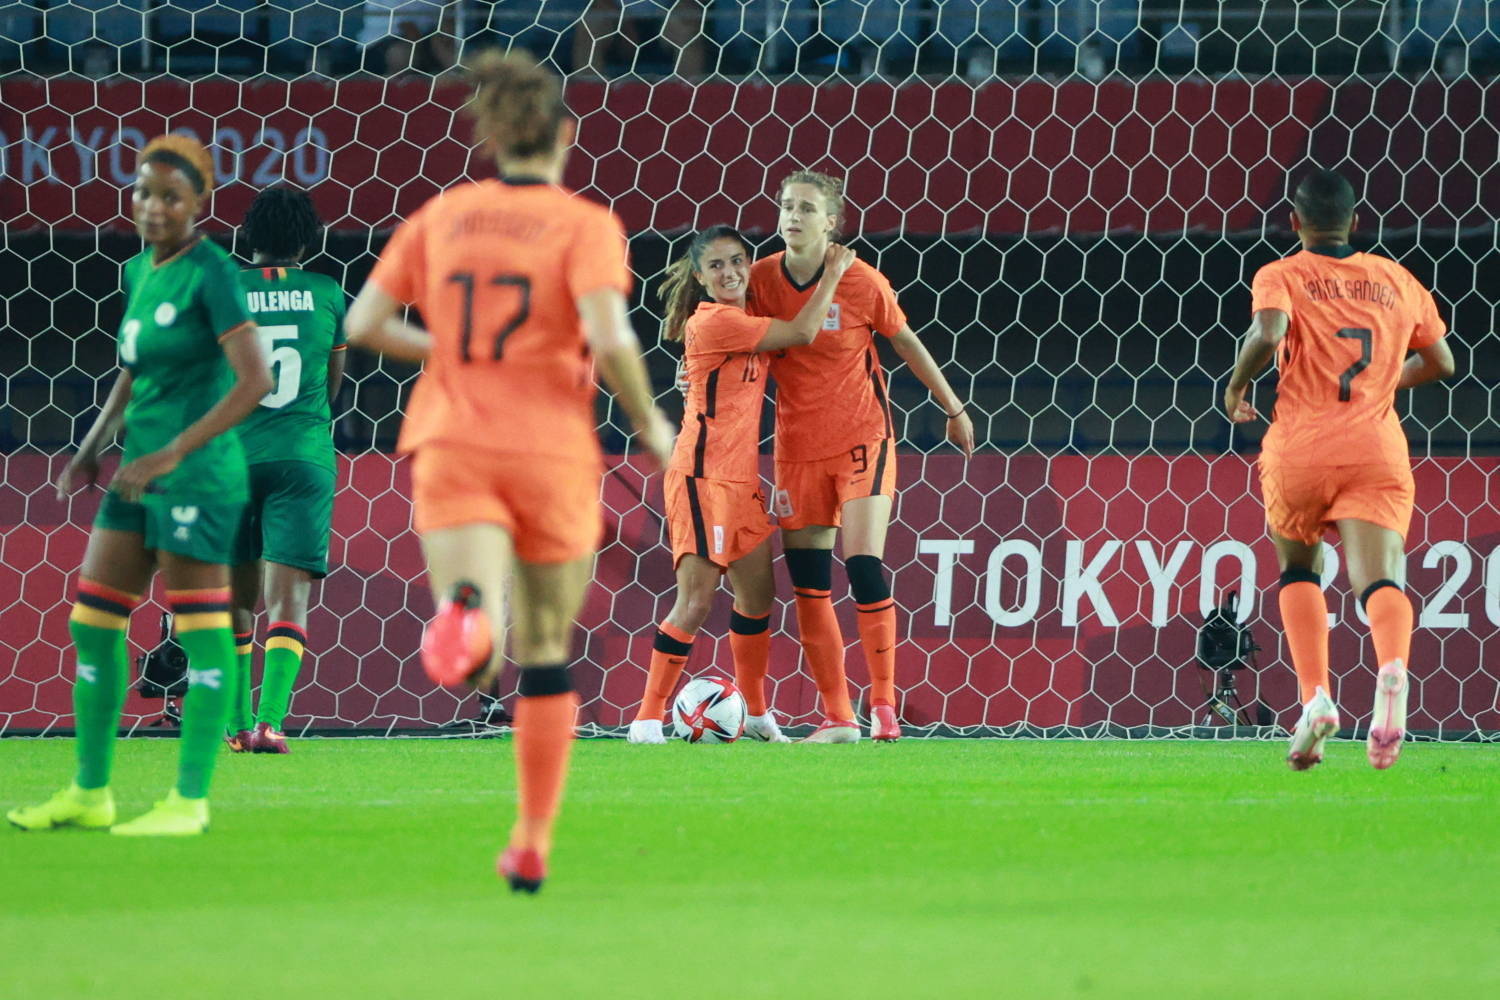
[822,303,842,331]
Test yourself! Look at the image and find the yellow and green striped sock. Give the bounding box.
[256,621,307,731]
[167,588,236,798]
[69,579,139,789]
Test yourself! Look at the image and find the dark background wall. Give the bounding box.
[4,228,1495,458]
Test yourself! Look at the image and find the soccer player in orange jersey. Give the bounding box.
[344,51,673,892]
[749,170,975,743]
[1224,168,1455,772]
[626,226,855,745]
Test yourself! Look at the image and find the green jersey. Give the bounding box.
[235,266,347,468]
[118,237,254,503]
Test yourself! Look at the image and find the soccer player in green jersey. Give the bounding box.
[224,188,347,755]
[7,134,273,836]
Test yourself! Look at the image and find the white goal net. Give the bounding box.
[2,1,1497,737]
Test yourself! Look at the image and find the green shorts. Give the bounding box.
[95,490,244,565]
[231,460,336,577]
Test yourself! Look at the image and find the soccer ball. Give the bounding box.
[672,676,746,744]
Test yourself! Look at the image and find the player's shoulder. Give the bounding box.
[690,301,753,327]
[549,185,623,233]
[1356,250,1424,287]
[186,235,235,269]
[751,252,784,278]
[298,269,345,297]
[1253,253,1299,279]
[845,256,894,291]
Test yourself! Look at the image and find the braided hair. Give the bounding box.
[242,186,322,262]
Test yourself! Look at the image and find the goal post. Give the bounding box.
[2,2,1497,737]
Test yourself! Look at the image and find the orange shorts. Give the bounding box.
[664,470,773,570]
[1258,458,1415,546]
[772,438,897,531]
[410,443,603,564]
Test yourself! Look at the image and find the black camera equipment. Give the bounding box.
[1195,590,1267,726]
[136,612,188,727]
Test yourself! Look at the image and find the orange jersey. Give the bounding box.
[749,253,907,463]
[669,302,773,483]
[1252,246,1446,468]
[367,178,631,462]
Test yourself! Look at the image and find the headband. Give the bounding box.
[143,149,207,194]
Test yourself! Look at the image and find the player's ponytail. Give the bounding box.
[466,49,566,160]
[778,169,845,239]
[656,224,748,344]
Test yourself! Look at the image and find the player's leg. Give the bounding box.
[8,521,151,831]
[111,548,237,836]
[630,553,718,743]
[1336,517,1412,769]
[226,558,260,750]
[726,537,786,742]
[249,562,313,752]
[1271,531,1340,771]
[841,459,899,740]
[783,526,858,741]
[501,553,594,893]
[419,524,512,688]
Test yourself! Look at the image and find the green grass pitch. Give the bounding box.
[3,737,1497,998]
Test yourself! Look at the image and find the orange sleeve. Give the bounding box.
[694,309,771,355]
[1250,262,1293,316]
[1407,278,1446,350]
[367,206,428,305]
[565,206,631,300]
[863,266,907,337]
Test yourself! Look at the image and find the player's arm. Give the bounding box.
[345,285,431,363]
[579,287,673,469]
[754,244,857,351]
[55,368,134,498]
[1223,308,1290,423]
[1397,339,1456,390]
[111,325,273,502]
[327,346,347,405]
[888,325,975,459]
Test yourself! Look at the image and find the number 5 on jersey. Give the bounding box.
[448,271,532,362]
[257,324,301,409]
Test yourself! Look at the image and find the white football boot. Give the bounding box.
[1367,659,1409,770]
[1286,686,1340,771]
[627,719,667,744]
[744,711,791,743]
[799,718,861,744]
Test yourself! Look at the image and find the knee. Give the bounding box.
[845,554,890,605]
[784,548,833,593]
[670,590,715,633]
[231,608,255,636]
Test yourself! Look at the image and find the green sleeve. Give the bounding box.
[200,251,253,340]
[332,285,348,348]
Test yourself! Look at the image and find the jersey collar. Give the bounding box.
[1303,243,1357,259]
[500,175,549,187]
[780,255,824,293]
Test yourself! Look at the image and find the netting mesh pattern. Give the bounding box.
[2,3,1499,736]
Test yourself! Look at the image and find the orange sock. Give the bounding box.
[511,669,579,859]
[636,622,694,722]
[856,600,897,705]
[1363,583,1413,670]
[1278,578,1330,704]
[793,590,854,722]
[729,608,771,716]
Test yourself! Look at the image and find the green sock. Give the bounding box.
[230,632,254,733]
[69,618,129,790]
[256,624,307,730]
[175,625,236,798]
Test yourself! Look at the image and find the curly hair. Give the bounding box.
[656,225,750,343]
[466,49,566,160]
[140,133,215,196]
[777,169,845,239]
[242,186,322,261]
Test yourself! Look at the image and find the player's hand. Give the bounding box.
[55,452,101,500]
[824,243,856,281]
[111,447,182,502]
[1223,384,1259,424]
[674,356,690,396]
[946,409,975,459]
[635,407,675,471]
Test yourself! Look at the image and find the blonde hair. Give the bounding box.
[656,225,749,343]
[778,169,845,239]
[466,49,565,159]
[140,133,215,195]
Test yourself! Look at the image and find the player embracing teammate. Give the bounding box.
[750,171,974,742]
[1224,169,1456,771]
